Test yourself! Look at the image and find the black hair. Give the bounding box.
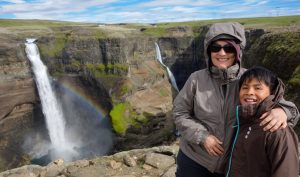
[239,66,278,94]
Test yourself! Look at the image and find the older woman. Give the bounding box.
[173,22,299,177]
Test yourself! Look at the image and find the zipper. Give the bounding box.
[225,106,240,177]
[212,80,227,172]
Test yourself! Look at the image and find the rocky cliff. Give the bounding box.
[0,19,299,172]
[0,38,38,170]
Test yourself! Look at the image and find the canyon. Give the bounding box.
[0,17,299,175]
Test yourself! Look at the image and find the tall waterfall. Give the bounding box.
[25,39,76,161]
[155,43,179,92]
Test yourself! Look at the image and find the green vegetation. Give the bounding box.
[120,85,130,95]
[109,102,148,135]
[110,103,128,135]
[141,27,168,37]
[70,59,81,69]
[150,15,300,28]
[0,19,95,27]
[286,65,300,113]
[2,15,299,39]
[83,63,129,78]
[159,88,169,97]
[93,29,108,39]
[39,34,67,57]
[262,32,300,81]
[288,65,300,88]
[125,15,300,37]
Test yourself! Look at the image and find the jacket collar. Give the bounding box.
[209,62,240,82]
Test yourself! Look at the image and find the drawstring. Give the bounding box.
[226,105,240,177]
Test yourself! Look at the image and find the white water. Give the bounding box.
[155,43,179,92]
[25,39,77,161]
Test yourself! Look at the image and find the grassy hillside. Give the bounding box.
[0,15,300,38]
[0,19,96,27]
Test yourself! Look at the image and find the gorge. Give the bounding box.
[0,17,299,176]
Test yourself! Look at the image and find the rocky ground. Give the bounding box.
[1,142,300,177]
[0,144,179,177]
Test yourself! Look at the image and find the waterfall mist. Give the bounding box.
[55,79,114,158]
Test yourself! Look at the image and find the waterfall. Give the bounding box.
[25,39,77,161]
[155,43,179,92]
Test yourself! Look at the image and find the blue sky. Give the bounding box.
[0,0,299,23]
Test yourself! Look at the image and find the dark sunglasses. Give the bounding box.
[210,44,236,53]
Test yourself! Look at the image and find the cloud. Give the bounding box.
[2,0,26,3]
[171,6,198,13]
[0,0,299,23]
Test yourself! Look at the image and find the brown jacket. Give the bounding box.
[228,79,299,177]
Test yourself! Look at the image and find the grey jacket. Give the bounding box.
[173,22,299,173]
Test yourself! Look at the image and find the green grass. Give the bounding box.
[109,100,149,135]
[1,15,299,29]
[0,19,95,27]
[141,27,168,37]
[1,15,299,38]
[153,15,300,28]
[110,103,128,135]
[39,34,67,57]
[135,15,300,37]
[83,63,129,78]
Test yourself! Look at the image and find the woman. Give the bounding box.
[173,22,299,177]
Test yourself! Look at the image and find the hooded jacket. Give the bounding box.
[173,22,247,173]
[227,79,299,177]
[173,22,299,173]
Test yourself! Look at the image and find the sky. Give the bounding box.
[0,0,299,24]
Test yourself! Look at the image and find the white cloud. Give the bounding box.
[243,0,261,3]
[171,6,198,13]
[0,0,299,23]
[2,0,26,3]
[257,1,268,5]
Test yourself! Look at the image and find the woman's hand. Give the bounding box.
[203,135,224,156]
[259,108,287,132]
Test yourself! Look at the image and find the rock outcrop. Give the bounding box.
[0,145,179,177]
[0,39,38,170]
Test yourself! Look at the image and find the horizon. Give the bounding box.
[0,0,300,24]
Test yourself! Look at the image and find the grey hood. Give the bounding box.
[204,22,246,67]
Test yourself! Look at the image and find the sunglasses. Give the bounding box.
[210,44,236,53]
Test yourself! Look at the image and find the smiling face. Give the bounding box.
[239,78,271,105]
[210,40,236,69]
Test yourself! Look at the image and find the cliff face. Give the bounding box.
[243,29,300,110]
[0,23,299,172]
[0,39,38,170]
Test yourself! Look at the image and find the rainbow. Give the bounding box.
[57,78,109,120]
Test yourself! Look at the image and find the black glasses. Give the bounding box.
[210,44,236,53]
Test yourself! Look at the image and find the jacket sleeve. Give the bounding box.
[172,73,209,145]
[278,98,299,127]
[266,127,299,177]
